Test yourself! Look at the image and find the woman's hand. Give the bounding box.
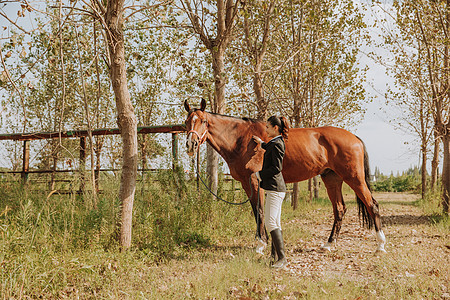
[252,135,263,145]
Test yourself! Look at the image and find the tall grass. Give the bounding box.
[0,169,256,297]
[0,171,448,298]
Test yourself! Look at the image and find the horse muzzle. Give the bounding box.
[186,133,199,157]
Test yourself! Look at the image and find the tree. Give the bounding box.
[375,0,450,212]
[125,22,174,171]
[100,0,138,249]
[1,0,181,248]
[0,3,110,197]
[374,1,437,199]
[181,0,240,193]
[269,0,368,128]
[236,0,277,120]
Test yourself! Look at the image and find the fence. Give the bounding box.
[0,125,297,201]
[0,124,186,190]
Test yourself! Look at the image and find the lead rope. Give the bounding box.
[193,160,262,241]
[194,162,252,205]
[255,177,261,240]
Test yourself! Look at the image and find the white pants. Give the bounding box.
[264,191,286,233]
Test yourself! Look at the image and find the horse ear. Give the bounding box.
[184,100,191,112]
[200,98,207,111]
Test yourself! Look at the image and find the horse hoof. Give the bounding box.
[256,239,267,254]
[376,247,387,254]
[320,243,332,252]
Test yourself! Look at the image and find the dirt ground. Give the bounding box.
[282,192,450,286]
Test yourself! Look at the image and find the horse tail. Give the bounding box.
[356,136,374,229]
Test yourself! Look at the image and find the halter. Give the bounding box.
[186,112,209,146]
[187,128,208,145]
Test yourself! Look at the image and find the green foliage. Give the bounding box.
[0,168,253,263]
[373,167,421,192]
[230,0,371,126]
[134,167,255,260]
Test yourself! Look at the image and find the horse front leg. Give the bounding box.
[242,175,267,253]
[322,203,347,251]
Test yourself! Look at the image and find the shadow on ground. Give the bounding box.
[382,214,430,226]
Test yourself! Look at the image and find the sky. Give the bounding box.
[354,95,419,175]
[353,45,419,175]
[0,1,428,175]
[352,1,423,175]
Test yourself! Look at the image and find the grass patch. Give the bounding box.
[0,172,448,298]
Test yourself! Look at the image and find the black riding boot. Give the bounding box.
[270,228,287,269]
[271,240,277,262]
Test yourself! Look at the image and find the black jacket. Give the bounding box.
[258,136,286,192]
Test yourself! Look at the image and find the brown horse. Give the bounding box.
[184,99,386,253]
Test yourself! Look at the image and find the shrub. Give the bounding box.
[373,168,421,193]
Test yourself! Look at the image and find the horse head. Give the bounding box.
[184,98,208,156]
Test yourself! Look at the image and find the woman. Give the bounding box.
[253,116,290,269]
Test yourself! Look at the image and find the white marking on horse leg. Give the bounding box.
[255,238,267,254]
[376,230,387,253]
[321,241,335,252]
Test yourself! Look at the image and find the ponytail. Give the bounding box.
[280,116,290,140]
[267,116,290,140]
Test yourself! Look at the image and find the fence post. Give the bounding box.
[79,137,86,193]
[21,140,30,185]
[292,182,299,210]
[172,133,178,170]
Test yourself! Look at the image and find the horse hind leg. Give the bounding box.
[371,197,386,252]
[345,178,386,253]
[320,170,347,251]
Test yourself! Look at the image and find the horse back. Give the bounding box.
[282,126,364,182]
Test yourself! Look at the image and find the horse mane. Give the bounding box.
[242,117,260,123]
[208,112,262,123]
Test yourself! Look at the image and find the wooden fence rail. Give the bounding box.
[0,124,186,186]
[0,124,186,141]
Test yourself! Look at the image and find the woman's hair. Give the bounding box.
[267,116,290,139]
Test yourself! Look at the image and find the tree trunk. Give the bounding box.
[442,128,450,214]
[308,178,312,203]
[313,176,319,200]
[49,141,58,191]
[206,145,219,194]
[431,135,440,190]
[253,65,267,120]
[140,136,148,176]
[105,0,138,250]
[79,137,86,193]
[421,147,427,199]
[440,0,450,214]
[207,46,226,194]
